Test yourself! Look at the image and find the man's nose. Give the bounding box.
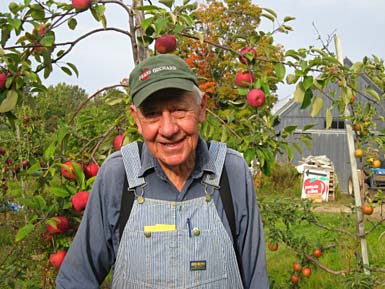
[159,111,178,136]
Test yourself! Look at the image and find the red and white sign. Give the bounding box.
[301,167,330,202]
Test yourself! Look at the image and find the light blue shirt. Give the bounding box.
[56,136,269,289]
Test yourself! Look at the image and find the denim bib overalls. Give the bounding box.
[112,141,244,289]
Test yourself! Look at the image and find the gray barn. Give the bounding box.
[273,58,384,193]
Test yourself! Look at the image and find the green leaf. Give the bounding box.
[34,195,46,209]
[294,82,305,103]
[9,2,20,14]
[300,89,313,110]
[68,18,77,30]
[67,62,79,77]
[8,18,22,30]
[141,17,154,32]
[261,13,275,22]
[350,61,363,73]
[310,96,323,117]
[325,107,333,129]
[0,90,18,113]
[283,125,297,134]
[61,66,72,76]
[283,16,296,22]
[44,141,56,160]
[154,18,168,34]
[303,76,313,91]
[262,7,277,18]
[159,0,174,9]
[16,224,34,242]
[286,73,297,84]
[274,63,286,81]
[366,87,380,102]
[179,14,193,26]
[50,186,70,198]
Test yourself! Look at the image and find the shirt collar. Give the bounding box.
[138,136,216,178]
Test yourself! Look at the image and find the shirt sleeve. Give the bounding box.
[56,154,124,289]
[227,150,269,289]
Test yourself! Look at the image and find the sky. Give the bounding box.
[1,0,384,98]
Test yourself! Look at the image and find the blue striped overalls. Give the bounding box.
[112,141,244,289]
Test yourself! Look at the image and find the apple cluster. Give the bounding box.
[234,47,266,108]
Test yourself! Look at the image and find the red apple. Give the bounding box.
[72,191,90,212]
[235,71,255,87]
[155,35,178,54]
[33,23,46,36]
[49,250,67,268]
[84,162,99,179]
[21,160,30,169]
[60,161,80,180]
[0,148,6,155]
[72,0,92,10]
[0,73,8,90]
[23,116,30,123]
[246,88,266,107]
[239,47,257,65]
[113,134,125,151]
[47,216,69,234]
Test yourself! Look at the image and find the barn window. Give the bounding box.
[326,119,345,129]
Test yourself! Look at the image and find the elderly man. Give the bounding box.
[56,54,269,289]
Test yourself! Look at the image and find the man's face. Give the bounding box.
[131,88,207,170]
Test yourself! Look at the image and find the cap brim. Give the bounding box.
[132,78,195,107]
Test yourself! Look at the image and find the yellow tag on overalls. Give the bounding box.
[143,224,176,232]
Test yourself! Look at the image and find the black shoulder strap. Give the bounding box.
[118,141,143,240]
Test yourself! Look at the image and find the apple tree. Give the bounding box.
[1,0,385,287]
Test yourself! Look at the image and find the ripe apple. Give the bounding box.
[312,248,322,258]
[23,116,30,123]
[72,191,90,212]
[247,88,266,107]
[353,123,361,132]
[361,204,374,215]
[14,165,20,173]
[49,250,67,268]
[0,148,6,155]
[235,71,255,87]
[47,216,69,234]
[372,159,381,168]
[84,162,99,179]
[267,241,278,251]
[22,160,29,168]
[301,267,312,277]
[293,262,302,272]
[0,73,8,90]
[32,23,46,36]
[113,134,125,151]
[60,161,80,180]
[290,274,300,283]
[354,148,364,158]
[155,34,178,54]
[72,0,92,10]
[239,47,257,65]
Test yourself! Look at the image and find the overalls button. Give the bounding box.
[144,231,151,238]
[193,228,200,236]
[205,194,212,202]
[137,196,144,204]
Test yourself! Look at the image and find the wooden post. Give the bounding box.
[334,35,370,273]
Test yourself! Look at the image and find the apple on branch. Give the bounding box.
[72,0,92,10]
[47,216,69,234]
[239,47,257,65]
[113,134,125,151]
[49,250,67,268]
[72,191,90,212]
[84,162,99,179]
[155,35,178,54]
[0,72,8,90]
[235,71,255,87]
[247,88,266,107]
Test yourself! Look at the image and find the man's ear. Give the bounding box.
[198,92,207,123]
[130,105,143,135]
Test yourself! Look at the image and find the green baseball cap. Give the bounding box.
[129,54,198,107]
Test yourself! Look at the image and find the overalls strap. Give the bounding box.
[202,140,227,188]
[121,141,146,189]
